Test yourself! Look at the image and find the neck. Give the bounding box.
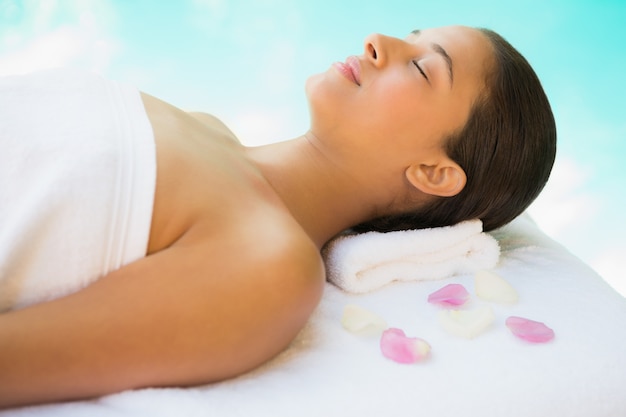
[246,134,392,249]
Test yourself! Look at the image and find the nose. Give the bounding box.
[363,33,403,67]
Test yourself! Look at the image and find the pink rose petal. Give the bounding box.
[427,283,470,307]
[380,328,431,364]
[506,316,555,343]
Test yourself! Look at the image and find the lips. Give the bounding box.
[333,56,361,86]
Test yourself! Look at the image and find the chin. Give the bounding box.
[304,69,356,140]
[304,72,325,100]
[304,73,325,110]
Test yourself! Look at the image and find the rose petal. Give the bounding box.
[380,328,431,364]
[428,283,470,307]
[506,316,555,343]
[341,304,388,336]
[438,306,495,339]
[475,270,519,304]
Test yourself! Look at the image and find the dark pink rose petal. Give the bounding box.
[427,283,470,307]
[506,316,555,343]
[380,328,431,364]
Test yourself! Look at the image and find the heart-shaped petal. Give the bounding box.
[380,328,431,364]
[475,270,519,304]
[506,316,555,343]
[341,304,388,336]
[428,283,470,307]
[438,306,495,339]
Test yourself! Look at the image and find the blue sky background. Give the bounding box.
[1,0,624,295]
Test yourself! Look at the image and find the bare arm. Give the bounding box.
[0,229,323,408]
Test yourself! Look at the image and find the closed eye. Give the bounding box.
[412,60,429,82]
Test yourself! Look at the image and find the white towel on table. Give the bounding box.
[323,219,500,293]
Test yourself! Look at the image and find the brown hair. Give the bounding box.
[354,28,557,233]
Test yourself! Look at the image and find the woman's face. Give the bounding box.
[305,25,493,169]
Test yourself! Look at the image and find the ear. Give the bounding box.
[405,159,466,197]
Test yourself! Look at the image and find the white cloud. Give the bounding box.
[0,26,85,75]
[528,156,599,238]
[592,247,626,297]
[230,108,290,146]
[528,156,625,300]
[31,0,57,32]
[0,1,118,75]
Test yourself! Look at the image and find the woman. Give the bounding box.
[0,25,556,407]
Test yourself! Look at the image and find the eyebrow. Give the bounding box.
[410,29,454,86]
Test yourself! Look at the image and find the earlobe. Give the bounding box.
[405,161,467,197]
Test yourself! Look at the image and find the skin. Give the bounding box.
[0,25,493,408]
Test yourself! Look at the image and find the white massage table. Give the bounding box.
[4,214,625,417]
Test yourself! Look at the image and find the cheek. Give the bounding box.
[364,85,427,137]
[374,80,457,143]
[368,74,422,116]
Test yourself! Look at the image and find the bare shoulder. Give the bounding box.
[186,111,240,143]
[140,92,239,145]
[256,219,324,300]
[190,207,325,301]
[145,213,326,381]
[185,206,326,352]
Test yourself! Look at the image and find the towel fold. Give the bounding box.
[322,219,500,293]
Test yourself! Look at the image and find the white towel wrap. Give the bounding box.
[0,69,156,311]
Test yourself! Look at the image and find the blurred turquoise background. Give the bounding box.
[1,0,624,294]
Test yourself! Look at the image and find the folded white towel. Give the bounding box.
[322,219,500,293]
